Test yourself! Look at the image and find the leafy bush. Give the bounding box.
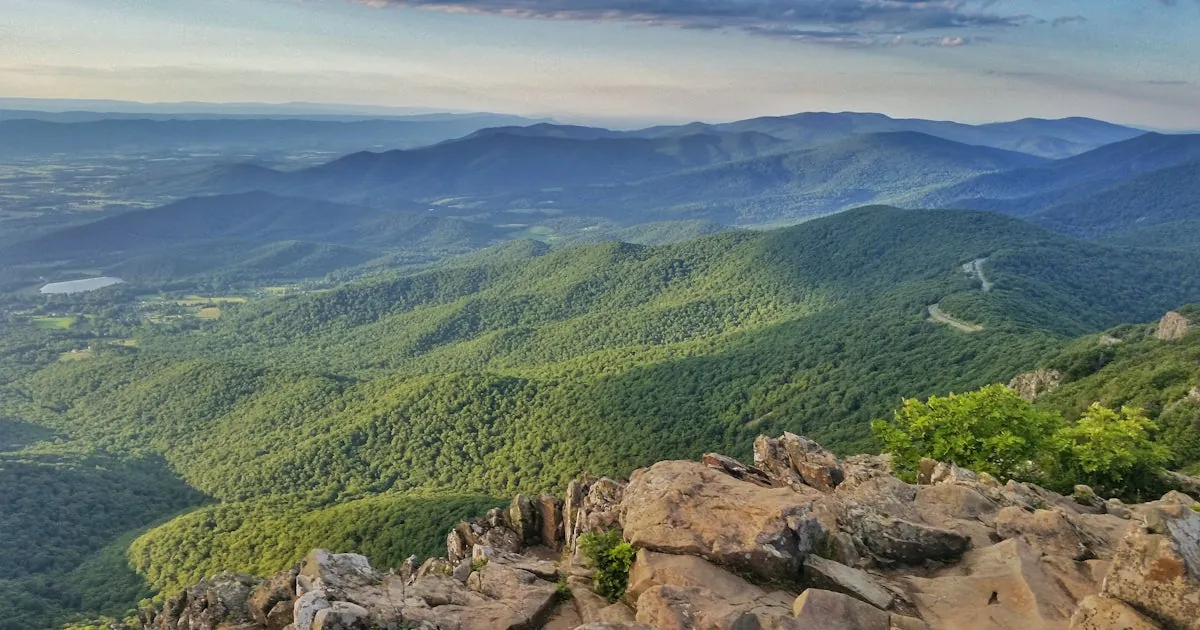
[871,384,1060,481]
[1047,404,1170,500]
[578,530,636,602]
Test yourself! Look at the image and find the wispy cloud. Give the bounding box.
[352,0,1041,46]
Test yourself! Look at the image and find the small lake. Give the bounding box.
[39,277,124,295]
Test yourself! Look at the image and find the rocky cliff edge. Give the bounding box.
[139,433,1200,630]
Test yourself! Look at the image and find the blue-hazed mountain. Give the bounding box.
[476,131,1049,224]
[913,133,1200,215]
[0,192,508,283]
[0,116,545,157]
[1026,161,1200,244]
[637,112,1143,158]
[203,129,789,201]
[199,130,1044,227]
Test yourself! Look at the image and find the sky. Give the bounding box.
[1,0,1198,127]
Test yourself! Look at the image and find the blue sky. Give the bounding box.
[1,0,1197,127]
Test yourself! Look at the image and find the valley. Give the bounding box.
[1,108,1199,630]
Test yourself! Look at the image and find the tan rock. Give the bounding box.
[1156,311,1190,341]
[635,585,777,630]
[996,507,1092,560]
[792,588,891,630]
[780,432,845,492]
[1069,595,1162,630]
[802,555,894,610]
[1101,505,1200,630]
[311,601,371,630]
[702,452,773,487]
[621,460,825,583]
[754,434,809,491]
[466,559,559,627]
[511,494,542,545]
[249,568,296,629]
[903,538,1100,630]
[540,493,565,550]
[573,623,656,630]
[1009,370,1064,402]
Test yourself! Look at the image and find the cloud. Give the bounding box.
[351,0,1038,46]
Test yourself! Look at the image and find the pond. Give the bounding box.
[39,277,124,294]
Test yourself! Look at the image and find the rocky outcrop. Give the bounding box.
[146,434,1200,630]
[1156,312,1191,341]
[1009,370,1065,402]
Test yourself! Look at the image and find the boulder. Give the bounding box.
[567,576,638,624]
[791,588,891,630]
[293,589,331,630]
[466,556,560,628]
[918,459,939,485]
[511,494,542,545]
[621,460,826,584]
[930,462,979,486]
[1156,311,1190,341]
[249,568,296,629]
[995,507,1092,561]
[635,585,791,630]
[802,555,894,611]
[780,432,845,492]
[903,538,1100,630]
[1073,486,1107,514]
[626,549,797,620]
[855,515,971,565]
[1009,370,1064,402]
[311,601,372,630]
[297,550,379,596]
[540,493,565,550]
[479,525,525,554]
[754,434,810,491]
[1100,504,1200,629]
[564,478,588,551]
[702,452,773,487]
[574,623,656,630]
[1162,470,1200,497]
[148,571,261,630]
[1069,595,1162,630]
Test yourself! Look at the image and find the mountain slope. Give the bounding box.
[0,117,544,157]
[500,132,1047,224]
[9,207,1200,620]
[1,191,507,283]
[1029,161,1200,240]
[674,112,1142,158]
[1033,306,1200,473]
[915,133,1200,215]
[221,129,789,201]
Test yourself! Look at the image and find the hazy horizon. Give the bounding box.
[3,0,1199,128]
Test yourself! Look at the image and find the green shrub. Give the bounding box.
[578,530,635,602]
[1047,403,1170,501]
[555,579,573,602]
[871,384,1061,481]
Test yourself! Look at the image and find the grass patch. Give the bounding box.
[196,308,222,320]
[32,316,76,330]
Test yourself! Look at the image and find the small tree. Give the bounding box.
[1049,403,1169,499]
[872,384,1060,480]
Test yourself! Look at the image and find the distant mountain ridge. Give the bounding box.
[915,132,1200,215]
[1,191,507,282]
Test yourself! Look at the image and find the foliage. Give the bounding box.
[1046,404,1170,499]
[872,385,1060,480]
[578,530,636,602]
[1035,308,1200,473]
[129,493,501,595]
[6,209,1200,624]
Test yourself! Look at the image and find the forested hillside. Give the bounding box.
[1034,305,1200,473]
[6,206,1200,629]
